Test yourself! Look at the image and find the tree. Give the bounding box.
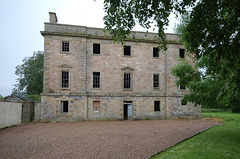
[0,94,3,99]
[103,0,240,111]
[12,51,43,98]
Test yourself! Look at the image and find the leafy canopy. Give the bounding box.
[12,51,43,98]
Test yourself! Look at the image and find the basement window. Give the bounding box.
[62,41,70,52]
[153,47,159,57]
[154,101,160,112]
[124,46,131,56]
[93,43,100,54]
[61,101,69,113]
[93,101,100,112]
[179,49,185,58]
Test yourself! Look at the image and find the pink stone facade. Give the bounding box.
[39,13,201,122]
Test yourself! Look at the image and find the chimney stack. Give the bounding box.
[49,12,58,24]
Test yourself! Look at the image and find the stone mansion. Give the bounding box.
[39,12,201,122]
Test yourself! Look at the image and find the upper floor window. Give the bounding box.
[61,71,69,88]
[153,47,159,57]
[153,74,160,89]
[62,41,69,52]
[124,73,131,89]
[93,72,100,88]
[180,84,186,90]
[154,101,160,111]
[93,43,100,54]
[124,46,131,56]
[179,49,185,58]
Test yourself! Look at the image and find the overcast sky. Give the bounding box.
[0,0,177,96]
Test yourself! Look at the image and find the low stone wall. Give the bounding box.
[0,100,22,129]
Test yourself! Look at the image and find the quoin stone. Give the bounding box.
[39,12,201,122]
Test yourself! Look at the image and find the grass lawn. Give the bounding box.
[150,112,240,159]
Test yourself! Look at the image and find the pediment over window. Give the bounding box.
[58,64,72,68]
[121,67,134,71]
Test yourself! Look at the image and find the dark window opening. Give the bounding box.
[62,41,69,52]
[62,71,69,88]
[181,100,187,105]
[124,73,131,89]
[93,72,100,88]
[154,101,160,111]
[180,85,186,90]
[153,74,159,89]
[179,49,185,58]
[153,47,159,57]
[93,43,100,54]
[124,46,131,56]
[61,101,69,113]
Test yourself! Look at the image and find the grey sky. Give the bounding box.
[0,0,177,96]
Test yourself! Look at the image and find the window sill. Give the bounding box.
[152,57,160,59]
[92,88,102,90]
[60,51,71,54]
[153,88,160,91]
[61,88,70,90]
[122,55,132,58]
[123,89,133,91]
[92,53,101,56]
[93,111,99,113]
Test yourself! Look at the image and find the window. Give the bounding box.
[179,49,185,58]
[153,47,159,57]
[154,101,160,111]
[62,71,69,88]
[61,101,69,113]
[153,74,159,89]
[124,73,131,89]
[93,72,100,88]
[93,43,100,54]
[62,41,69,52]
[181,100,186,105]
[180,85,186,90]
[93,101,100,112]
[124,46,131,56]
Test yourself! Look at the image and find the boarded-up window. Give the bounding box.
[62,41,69,52]
[62,71,69,88]
[93,101,100,112]
[179,49,185,58]
[154,101,160,111]
[153,74,159,89]
[124,73,131,89]
[153,47,159,57]
[93,44,100,54]
[124,46,131,56]
[61,101,69,113]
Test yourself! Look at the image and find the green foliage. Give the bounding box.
[171,61,227,109]
[151,112,240,159]
[103,0,196,50]
[12,51,43,96]
[26,94,41,101]
[0,94,3,99]
[201,108,226,113]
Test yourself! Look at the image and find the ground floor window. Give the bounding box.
[93,101,100,112]
[154,101,160,111]
[61,101,69,113]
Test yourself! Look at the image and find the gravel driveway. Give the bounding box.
[0,119,221,159]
